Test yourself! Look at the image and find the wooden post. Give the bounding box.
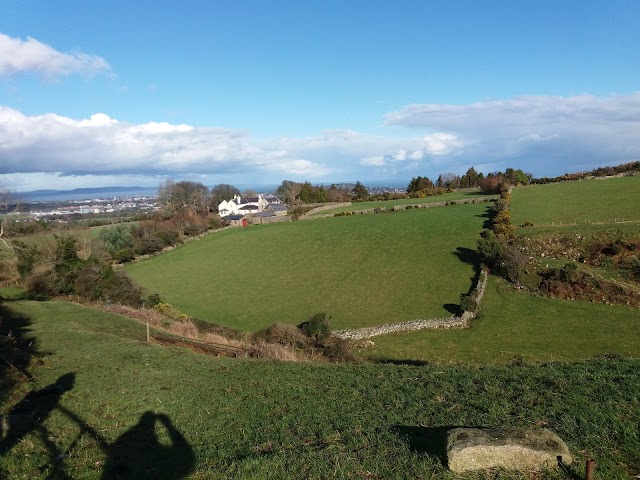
[585,459,595,480]
[146,320,150,343]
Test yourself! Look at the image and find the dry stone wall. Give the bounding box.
[334,269,488,340]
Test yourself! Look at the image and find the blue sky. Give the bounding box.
[0,0,639,191]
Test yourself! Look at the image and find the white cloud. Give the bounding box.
[360,156,386,166]
[423,133,462,155]
[0,33,110,78]
[0,106,330,180]
[392,149,407,162]
[385,93,640,173]
[2,92,639,190]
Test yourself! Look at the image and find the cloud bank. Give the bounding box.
[0,33,110,78]
[1,93,639,190]
[385,93,640,174]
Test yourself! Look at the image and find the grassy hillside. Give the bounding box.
[1,297,638,479]
[127,203,487,332]
[310,190,494,216]
[511,175,640,226]
[364,276,640,363]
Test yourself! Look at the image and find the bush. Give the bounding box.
[249,343,300,362]
[113,247,136,263]
[460,293,478,313]
[98,225,133,255]
[154,229,179,246]
[27,270,59,297]
[208,215,222,229]
[145,293,163,308]
[298,312,331,341]
[74,258,142,306]
[253,323,308,347]
[319,338,354,362]
[498,245,528,286]
[134,236,165,255]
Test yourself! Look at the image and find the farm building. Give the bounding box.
[218,194,269,217]
[225,214,248,227]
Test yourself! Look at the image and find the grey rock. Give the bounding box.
[446,427,572,473]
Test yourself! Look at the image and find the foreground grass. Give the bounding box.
[1,298,638,479]
[365,276,640,364]
[310,190,494,216]
[511,175,640,226]
[127,203,487,332]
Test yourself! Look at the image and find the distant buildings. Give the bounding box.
[218,194,270,217]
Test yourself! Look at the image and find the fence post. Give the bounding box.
[146,320,150,343]
[585,459,595,480]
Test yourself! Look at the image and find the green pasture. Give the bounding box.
[309,190,495,216]
[511,175,640,226]
[365,276,640,364]
[1,297,638,479]
[516,220,640,239]
[127,203,488,332]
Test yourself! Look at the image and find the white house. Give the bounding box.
[218,194,270,217]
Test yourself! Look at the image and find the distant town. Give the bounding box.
[5,184,408,219]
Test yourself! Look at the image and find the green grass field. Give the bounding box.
[126,203,488,332]
[511,175,640,226]
[1,297,638,479]
[309,190,494,216]
[364,275,640,364]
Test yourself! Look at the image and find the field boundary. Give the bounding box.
[523,218,640,228]
[151,331,247,357]
[305,197,496,220]
[334,269,488,340]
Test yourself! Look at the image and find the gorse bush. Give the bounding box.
[26,235,142,306]
[253,323,308,347]
[298,312,331,340]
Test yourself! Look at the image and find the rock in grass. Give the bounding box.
[446,427,572,473]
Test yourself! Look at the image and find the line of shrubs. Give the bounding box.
[476,190,528,287]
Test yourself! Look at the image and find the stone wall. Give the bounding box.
[304,202,352,215]
[334,269,489,340]
[249,215,292,225]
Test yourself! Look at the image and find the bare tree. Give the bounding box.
[276,180,302,207]
[0,182,15,248]
[210,184,240,210]
[158,180,209,215]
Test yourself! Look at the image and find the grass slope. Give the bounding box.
[310,190,494,216]
[511,175,640,226]
[127,203,487,332]
[365,276,640,364]
[1,298,638,479]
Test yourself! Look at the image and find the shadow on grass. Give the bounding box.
[0,297,194,480]
[0,298,37,405]
[443,303,461,316]
[476,204,495,229]
[102,411,195,480]
[444,247,483,316]
[393,425,458,466]
[0,373,77,479]
[376,358,431,366]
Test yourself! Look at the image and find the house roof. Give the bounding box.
[239,205,258,210]
[269,204,288,211]
[254,211,275,218]
[226,215,246,220]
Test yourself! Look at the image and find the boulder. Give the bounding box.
[446,427,572,473]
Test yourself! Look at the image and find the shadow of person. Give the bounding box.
[0,373,75,458]
[102,411,195,480]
